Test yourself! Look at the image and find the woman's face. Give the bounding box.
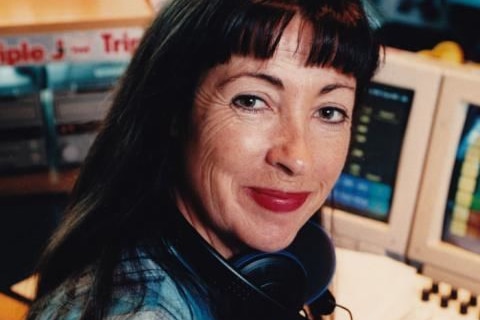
[176,19,356,258]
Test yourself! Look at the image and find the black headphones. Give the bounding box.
[169,211,336,319]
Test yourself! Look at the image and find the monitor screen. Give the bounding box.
[408,67,480,294]
[333,82,413,222]
[321,49,443,257]
[442,103,480,255]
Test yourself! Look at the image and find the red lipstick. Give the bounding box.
[247,187,309,212]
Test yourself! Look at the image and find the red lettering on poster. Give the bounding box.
[101,32,140,54]
[0,41,46,65]
[51,39,65,61]
[71,46,91,54]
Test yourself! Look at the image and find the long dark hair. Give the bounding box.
[28,0,380,319]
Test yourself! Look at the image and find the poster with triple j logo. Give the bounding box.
[0,27,144,66]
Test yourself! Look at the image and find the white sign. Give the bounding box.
[0,27,144,66]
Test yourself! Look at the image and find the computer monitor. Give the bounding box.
[408,66,480,294]
[321,49,443,259]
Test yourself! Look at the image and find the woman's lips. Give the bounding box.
[247,187,310,212]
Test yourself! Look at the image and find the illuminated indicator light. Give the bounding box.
[450,220,467,236]
[455,190,473,208]
[365,173,381,182]
[465,148,480,161]
[355,134,367,143]
[467,143,480,154]
[359,115,370,123]
[357,125,368,134]
[351,148,364,158]
[458,176,476,193]
[461,161,479,178]
[473,137,480,148]
[348,164,361,175]
[452,205,469,221]
[377,110,396,122]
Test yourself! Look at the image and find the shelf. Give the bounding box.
[0,0,154,35]
[0,169,78,196]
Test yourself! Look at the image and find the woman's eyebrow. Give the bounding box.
[217,72,284,90]
[319,83,355,95]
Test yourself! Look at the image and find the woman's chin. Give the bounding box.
[244,232,297,253]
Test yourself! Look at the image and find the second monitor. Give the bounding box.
[408,65,480,294]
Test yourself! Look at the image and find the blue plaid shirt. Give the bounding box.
[35,248,212,320]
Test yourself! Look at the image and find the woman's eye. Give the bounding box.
[318,106,348,123]
[232,95,267,111]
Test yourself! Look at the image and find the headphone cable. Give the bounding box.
[335,303,353,320]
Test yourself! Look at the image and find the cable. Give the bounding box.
[319,192,355,320]
[335,303,353,320]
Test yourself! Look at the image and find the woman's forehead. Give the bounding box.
[274,15,314,61]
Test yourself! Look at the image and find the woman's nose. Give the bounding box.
[265,124,311,176]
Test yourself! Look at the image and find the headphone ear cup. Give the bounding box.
[285,221,336,305]
[230,252,307,311]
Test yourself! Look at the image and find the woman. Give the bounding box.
[27,0,380,319]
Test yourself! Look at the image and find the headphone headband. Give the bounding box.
[169,211,336,319]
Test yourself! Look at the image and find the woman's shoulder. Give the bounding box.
[35,247,202,320]
[109,247,195,318]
